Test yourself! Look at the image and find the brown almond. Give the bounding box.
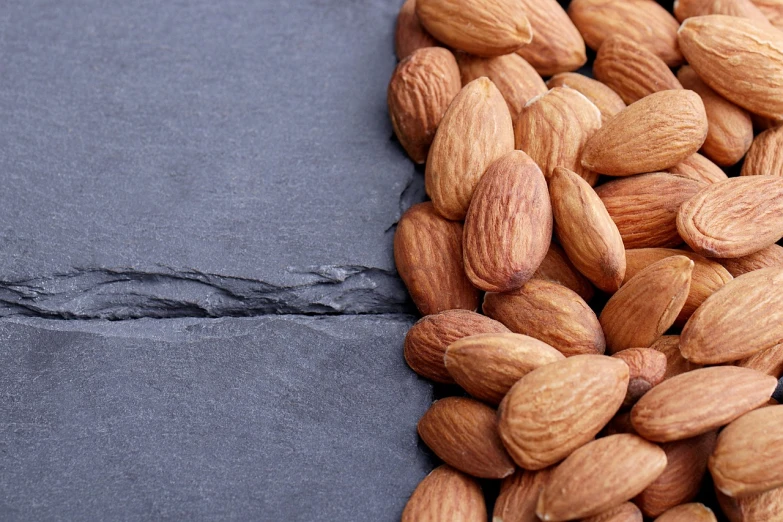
[717,485,783,522]
[654,503,717,522]
[547,72,626,122]
[515,0,587,76]
[600,256,693,354]
[404,309,510,383]
[603,411,638,436]
[741,125,783,176]
[582,503,643,522]
[484,280,606,357]
[401,465,487,522]
[613,348,667,408]
[582,90,708,176]
[674,0,772,26]
[533,242,596,302]
[426,77,515,220]
[395,0,439,61]
[417,396,514,479]
[650,335,703,380]
[537,434,667,521]
[716,244,783,277]
[498,355,629,470]
[463,151,552,292]
[752,0,783,29]
[738,344,783,378]
[444,332,565,405]
[667,153,728,184]
[631,366,778,442]
[494,468,553,522]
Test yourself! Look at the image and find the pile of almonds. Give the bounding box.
[388,0,783,520]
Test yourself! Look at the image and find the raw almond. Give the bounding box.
[738,344,783,378]
[536,434,667,521]
[417,396,515,479]
[651,336,702,380]
[631,366,778,442]
[515,0,587,76]
[741,125,783,176]
[401,465,486,522]
[426,77,515,220]
[463,150,552,292]
[533,242,596,302]
[498,355,629,470]
[613,348,667,408]
[667,153,728,184]
[494,468,553,522]
[582,502,643,522]
[717,485,783,522]
[752,0,783,28]
[547,72,626,122]
[395,0,439,60]
[674,0,772,27]
[654,503,717,522]
[716,244,783,276]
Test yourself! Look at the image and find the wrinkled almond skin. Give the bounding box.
[484,279,606,357]
[651,335,703,380]
[401,465,486,522]
[678,15,783,120]
[444,332,564,405]
[738,344,783,378]
[741,125,783,176]
[674,0,773,27]
[416,0,532,57]
[426,77,515,220]
[594,34,683,105]
[456,53,546,119]
[515,0,587,76]
[716,244,783,277]
[668,153,728,184]
[498,355,629,470]
[533,242,596,302]
[752,0,783,29]
[547,72,626,122]
[550,166,625,292]
[600,256,693,354]
[710,405,783,498]
[613,348,667,409]
[463,151,552,292]
[388,47,461,164]
[582,503,643,522]
[582,90,708,176]
[395,0,439,61]
[568,0,683,66]
[404,310,510,383]
[631,366,778,442]
[536,434,667,521]
[394,202,478,316]
[717,485,783,522]
[654,503,717,522]
[494,468,553,522]
[515,86,602,185]
[418,397,515,479]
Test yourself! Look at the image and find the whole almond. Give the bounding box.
[416,0,532,57]
[401,465,487,522]
[582,90,708,176]
[515,0,587,76]
[395,0,439,60]
[716,244,783,277]
[498,355,629,470]
[667,153,728,184]
[444,332,565,405]
[417,396,515,479]
[533,242,596,302]
[484,280,606,357]
[494,468,553,522]
[394,202,478,316]
[456,53,546,119]
[613,348,667,408]
[404,309,510,383]
[515,86,602,185]
[426,77,515,220]
[631,366,778,442]
[717,485,783,522]
[568,0,683,66]
[388,47,461,164]
[582,503,643,522]
[738,344,783,378]
[536,434,667,521]
[741,125,783,176]
[752,0,783,28]
[594,34,683,105]
[678,15,783,119]
[549,166,626,292]
[600,256,694,354]
[674,0,772,26]
[650,335,703,380]
[463,151,552,292]
[654,503,717,522]
[547,72,626,122]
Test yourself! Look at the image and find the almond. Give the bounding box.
[394,202,478,316]
[444,332,565,405]
[582,90,708,176]
[716,244,783,276]
[498,355,629,470]
[494,468,553,522]
[600,256,694,354]
[547,72,626,122]
[667,153,728,184]
[417,396,515,479]
[484,279,606,357]
[582,503,643,522]
[463,151,552,292]
[741,125,783,176]
[416,0,532,57]
[593,34,683,105]
[515,0,587,76]
[395,0,439,60]
[677,176,783,258]
[654,503,717,522]
[752,0,783,28]
[674,0,772,27]
[533,242,596,302]
[426,77,515,220]
[677,65,753,166]
[388,47,462,164]
[651,336,703,381]
[603,411,638,436]
[738,344,783,378]
[549,166,626,292]
[536,434,667,521]
[678,15,783,119]
[613,348,667,408]
[515,86,602,185]
[401,465,487,522]
[631,366,778,442]
[404,309,510,383]
[717,485,783,522]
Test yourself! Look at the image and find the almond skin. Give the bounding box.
[717,485,783,522]
[741,125,783,176]
[444,332,565,405]
[426,77,515,220]
[515,0,587,76]
[484,279,606,357]
[582,503,643,522]
[394,202,478,316]
[613,348,667,409]
[498,355,629,470]
[404,309,510,383]
[536,434,667,521]
[388,47,461,164]
[678,15,783,120]
[463,150,552,292]
[667,153,728,184]
[395,0,439,60]
[650,335,703,380]
[493,468,553,522]
[547,72,626,122]
[654,503,717,522]
[401,465,487,522]
[600,256,693,354]
[752,0,783,29]
[549,166,626,292]
[738,344,783,378]
[582,90,708,176]
[416,0,532,57]
[418,396,515,479]
[533,242,596,302]
[677,176,783,258]
[674,0,772,27]
[631,366,778,442]
[716,244,783,277]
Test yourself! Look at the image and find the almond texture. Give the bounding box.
[582,502,643,522]
[401,465,486,522]
[493,468,553,522]
[515,0,587,76]
[674,0,772,27]
[738,344,783,378]
[716,244,783,277]
[741,125,783,176]
[546,72,626,122]
[613,348,667,408]
[654,503,717,522]
[650,335,703,380]
[532,242,596,302]
[667,153,728,184]
[716,485,783,522]
[395,0,438,60]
